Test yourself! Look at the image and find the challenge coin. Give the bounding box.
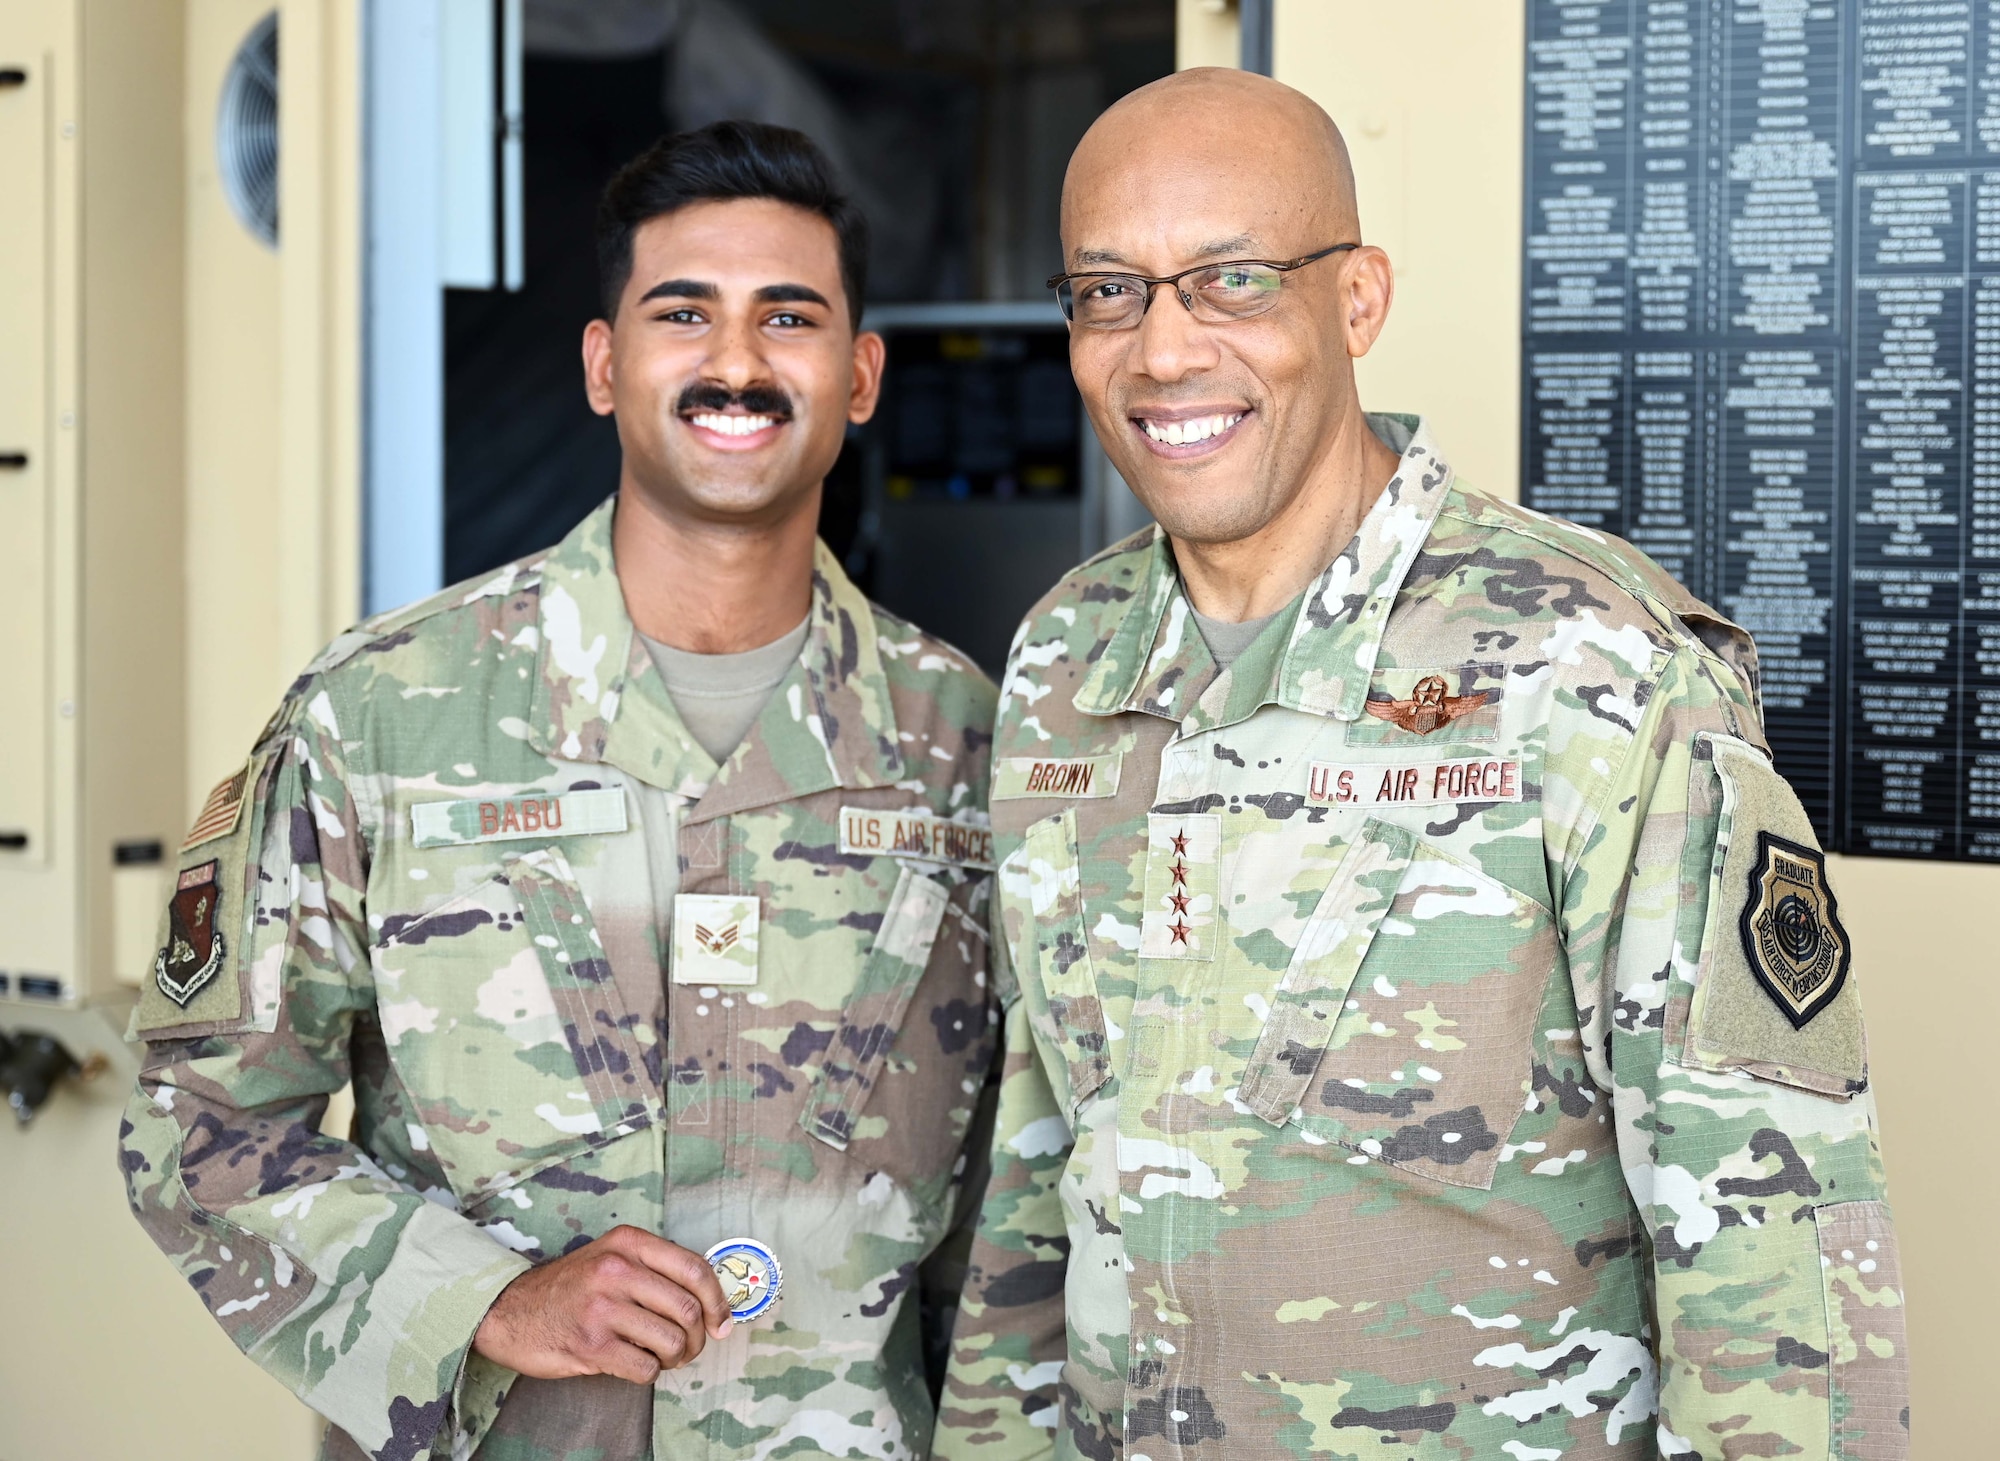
[704,1237,783,1323]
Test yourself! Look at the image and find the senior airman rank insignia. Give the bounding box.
[156,860,227,1007]
[1739,831,1850,1029]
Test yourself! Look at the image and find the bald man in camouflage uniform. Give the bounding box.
[122,124,999,1459]
[936,72,1907,1461]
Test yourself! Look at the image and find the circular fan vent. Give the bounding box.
[216,12,279,247]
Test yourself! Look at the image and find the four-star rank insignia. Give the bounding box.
[1363,674,1494,736]
[1739,832,1850,1029]
[156,860,227,1007]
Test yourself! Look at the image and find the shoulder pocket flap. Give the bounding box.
[135,748,290,1038]
[1238,819,1419,1126]
[1682,733,1866,1096]
[1814,1198,1909,1457]
[802,866,955,1150]
[1020,809,1111,1112]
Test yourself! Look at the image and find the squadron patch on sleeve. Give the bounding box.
[1739,831,1850,1029]
[156,860,227,1007]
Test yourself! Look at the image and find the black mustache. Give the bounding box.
[676,383,794,418]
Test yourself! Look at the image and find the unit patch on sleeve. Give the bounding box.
[839,807,995,870]
[155,860,227,1007]
[1739,831,1851,1029]
[1306,758,1524,809]
[992,754,1122,800]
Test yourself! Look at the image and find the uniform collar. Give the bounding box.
[526,498,903,802]
[1073,413,1455,727]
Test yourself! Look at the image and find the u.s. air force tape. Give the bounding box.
[838,807,994,869]
[705,1238,783,1323]
[1306,758,1524,809]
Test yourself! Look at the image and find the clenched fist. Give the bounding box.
[473,1225,734,1383]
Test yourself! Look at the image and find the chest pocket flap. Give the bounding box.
[1238,819,1418,1125]
[801,865,953,1150]
[1017,809,1111,1112]
[375,846,658,1200]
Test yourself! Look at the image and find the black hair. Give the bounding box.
[595,120,869,328]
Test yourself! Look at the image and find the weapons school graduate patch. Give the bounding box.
[156,860,226,1007]
[1739,831,1850,1029]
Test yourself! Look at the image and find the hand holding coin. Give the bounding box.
[473,1224,734,1383]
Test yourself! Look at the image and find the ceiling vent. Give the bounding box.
[217,11,279,247]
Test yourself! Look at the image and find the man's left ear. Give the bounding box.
[849,329,887,425]
[1344,246,1395,359]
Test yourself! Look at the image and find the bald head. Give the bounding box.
[1061,68,1360,267]
[1052,66,1399,580]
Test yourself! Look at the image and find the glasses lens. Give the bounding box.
[1068,275,1149,329]
[1186,262,1286,320]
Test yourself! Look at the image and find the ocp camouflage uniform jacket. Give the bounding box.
[121,498,1002,1461]
[936,417,1907,1461]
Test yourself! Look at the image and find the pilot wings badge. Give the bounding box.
[1363,674,1495,736]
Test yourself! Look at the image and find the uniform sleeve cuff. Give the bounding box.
[294,1203,532,1461]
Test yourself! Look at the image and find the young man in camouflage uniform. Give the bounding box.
[937,71,1908,1461]
[123,122,1000,1460]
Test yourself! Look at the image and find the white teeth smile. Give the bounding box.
[1140,412,1244,447]
[691,412,778,436]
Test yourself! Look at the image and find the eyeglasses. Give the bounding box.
[1046,243,1360,330]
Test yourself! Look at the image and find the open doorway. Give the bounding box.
[442,0,1173,673]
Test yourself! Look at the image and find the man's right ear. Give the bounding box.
[582,318,617,417]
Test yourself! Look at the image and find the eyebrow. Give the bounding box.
[634,278,832,309]
[1070,235,1261,270]
[754,283,831,308]
[638,278,718,304]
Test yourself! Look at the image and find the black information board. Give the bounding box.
[1522,0,2000,860]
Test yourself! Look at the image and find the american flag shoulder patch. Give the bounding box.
[184,763,251,850]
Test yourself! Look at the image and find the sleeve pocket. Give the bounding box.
[1674,732,1867,1098]
[1814,1199,1910,1458]
[134,746,291,1039]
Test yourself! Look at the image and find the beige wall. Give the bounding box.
[1183,2,1987,1451]
[1,1,356,1455]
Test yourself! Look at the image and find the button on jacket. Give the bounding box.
[122,498,1000,1461]
[937,417,1907,1460]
